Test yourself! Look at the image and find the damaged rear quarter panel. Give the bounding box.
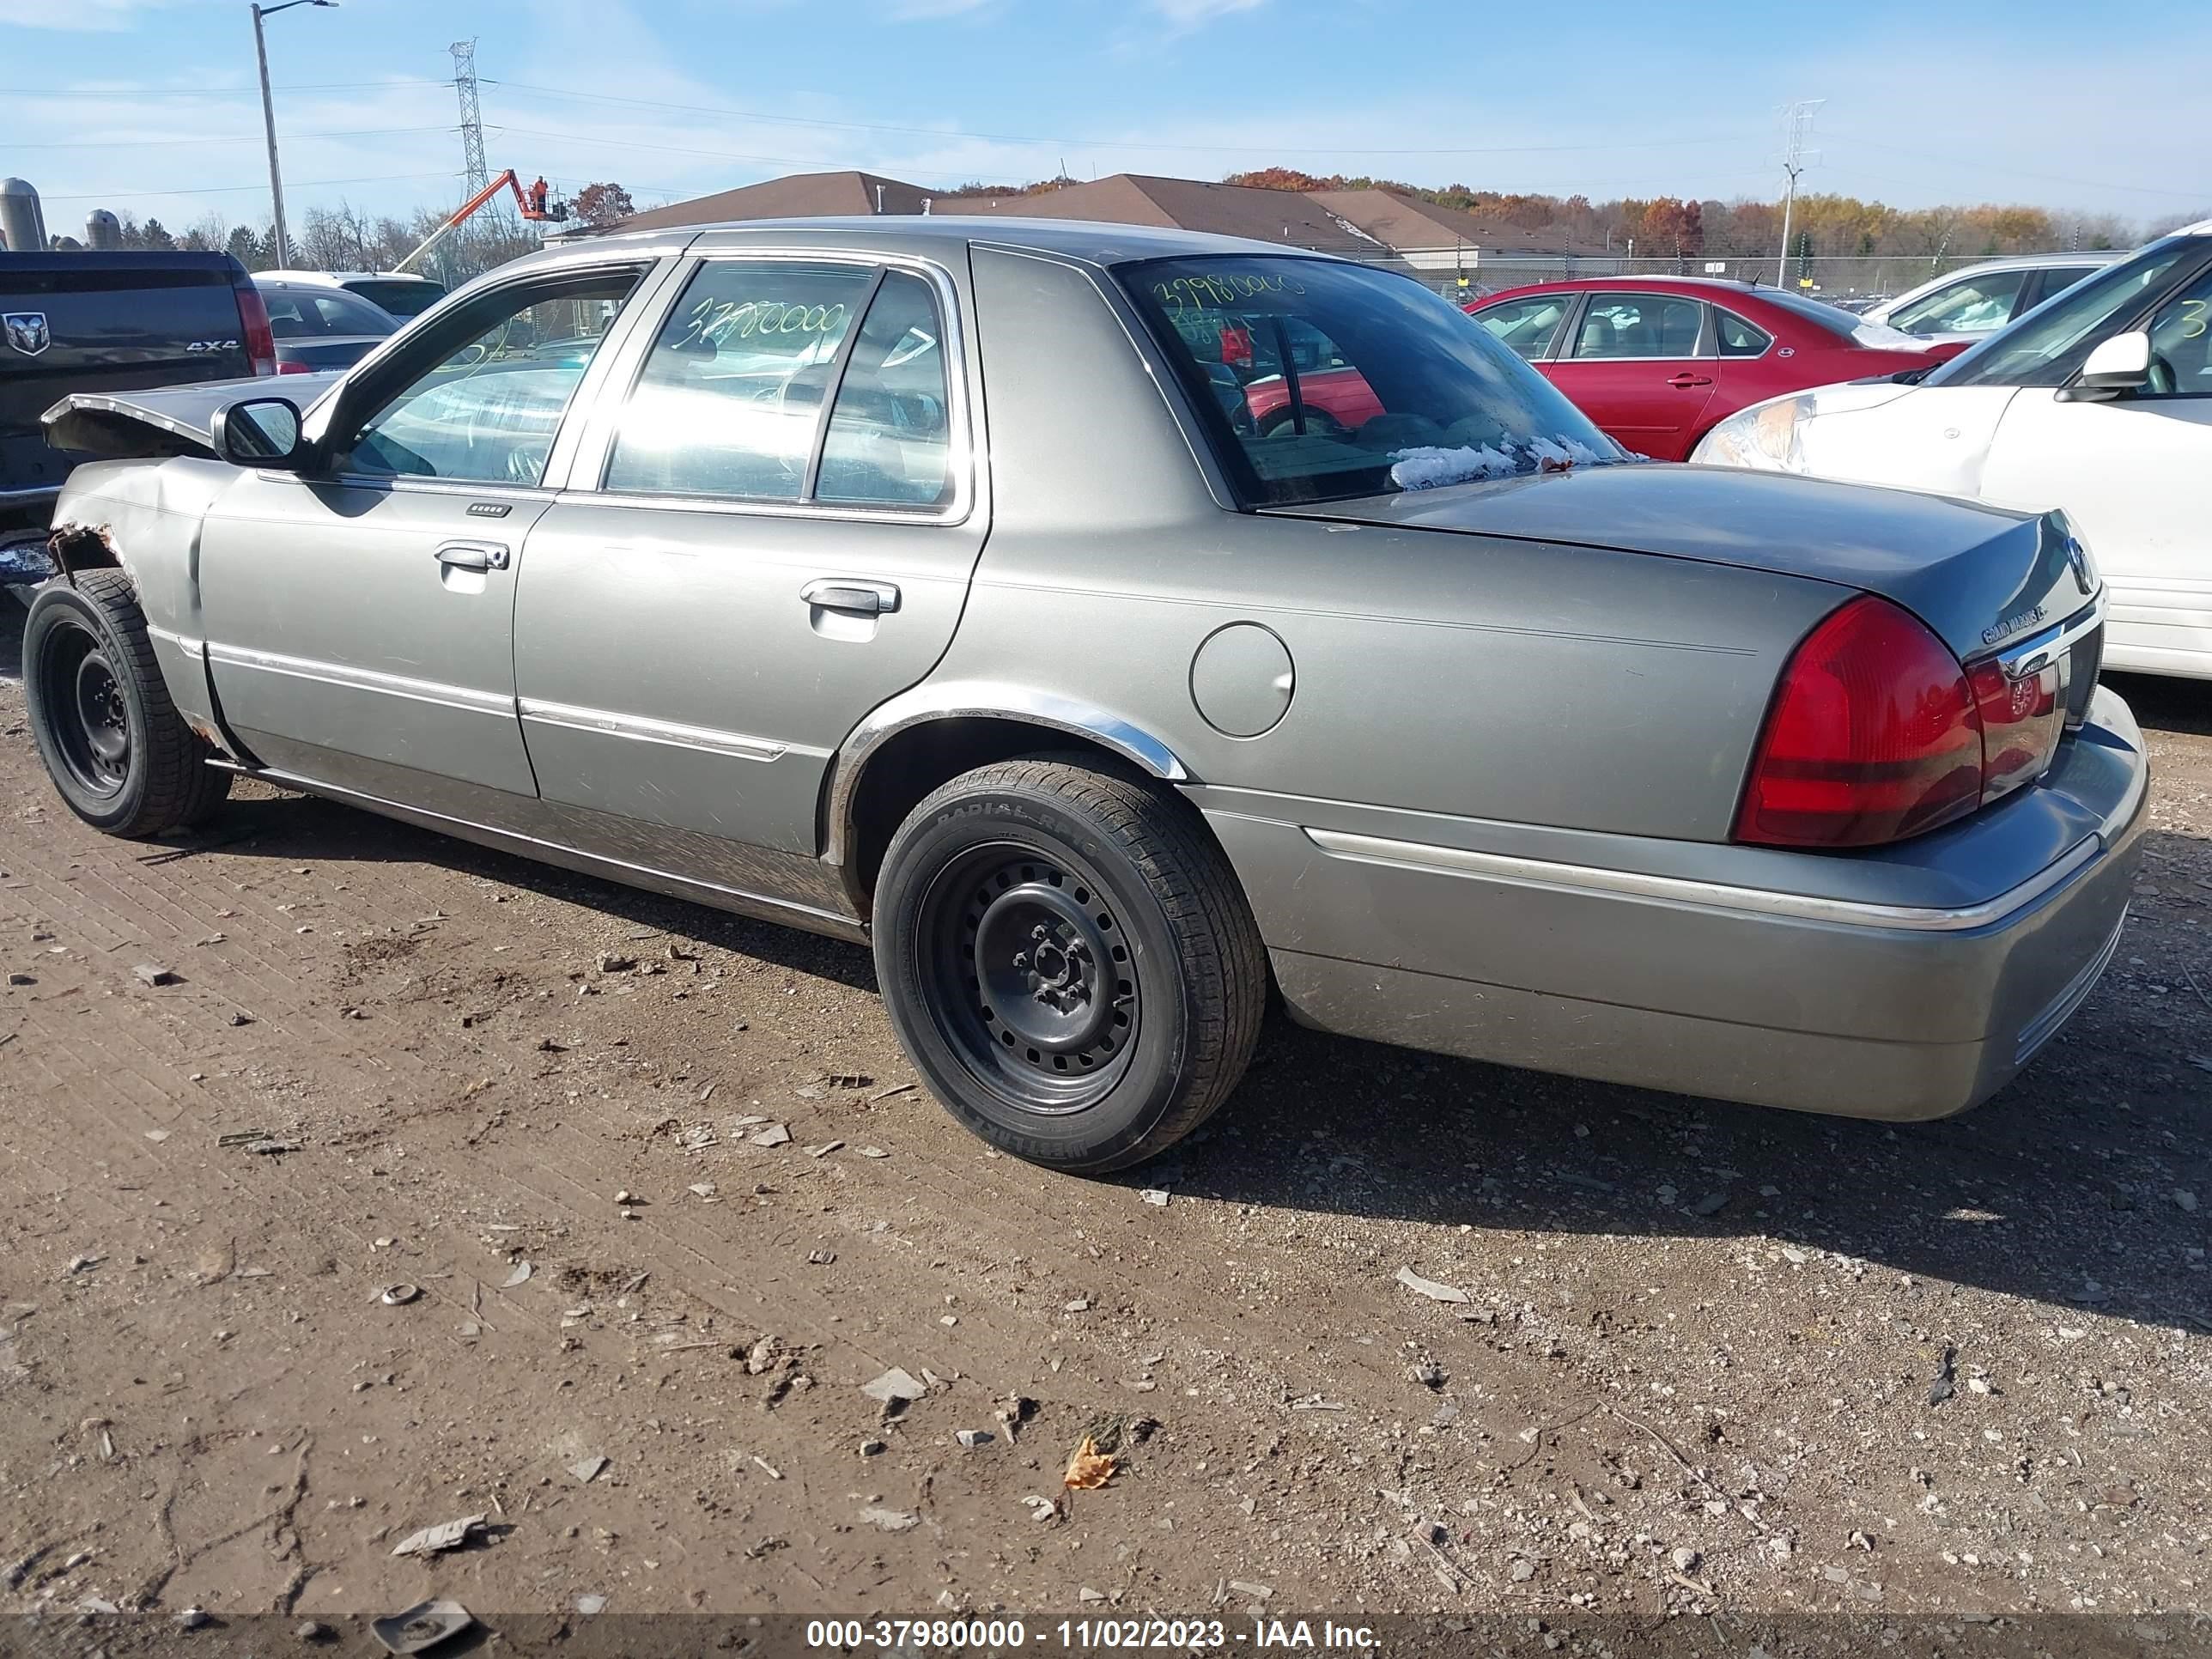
[51,458,240,739]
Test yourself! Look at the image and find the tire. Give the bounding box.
[873,755,1267,1174]
[23,570,231,838]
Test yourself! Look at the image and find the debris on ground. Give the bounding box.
[861,1367,927,1407]
[1927,1344,1958,1407]
[956,1428,994,1449]
[575,1595,608,1615]
[750,1123,792,1148]
[389,1514,486,1557]
[1395,1265,1469,1303]
[371,1599,475,1656]
[827,1073,872,1089]
[805,1139,843,1158]
[1139,1188,1170,1206]
[568,1455,607,1484]
[379,1284,420,1307]
[132,963,179,988]
[175,1607,210,1629]
[296,1620,331,1643]
[501,1261,532,1288]
[859,1506,920,1532]
[1063,1434,1117,1490]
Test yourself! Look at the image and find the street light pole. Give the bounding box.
[250,0,336,270]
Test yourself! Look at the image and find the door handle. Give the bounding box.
[1666,374,1715,389]
[801,579,901,617]
[435,540,509,572]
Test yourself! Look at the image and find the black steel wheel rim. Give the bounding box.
[917,842,1139,1115]
[39,615,131,799]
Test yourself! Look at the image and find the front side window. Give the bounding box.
[1888,269,2029,336]
[1714,309,1772,356]
[1929,240,2205,390]
[1475,295,1569,360]
[2143,269,2212,398]
[1570,294,1703,359]
[1121,256,1626,507]
[341,270,638,485]
[604,260,877,500]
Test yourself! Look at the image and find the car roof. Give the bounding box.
[1911,250,2131,275]
[535,215,1370,270]
[252,268,442,283]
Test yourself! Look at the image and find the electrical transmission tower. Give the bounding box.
[450,39,489,198]
[1776,98,1824,288]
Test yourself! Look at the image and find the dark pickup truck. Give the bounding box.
[3,250,276,571]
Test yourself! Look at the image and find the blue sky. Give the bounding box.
[4,0,2208,235]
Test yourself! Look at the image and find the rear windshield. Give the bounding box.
[347,279,445,317]
[260,284,396,338]
[1118,256,1627,506]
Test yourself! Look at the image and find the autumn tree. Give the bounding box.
[570,183,636,228]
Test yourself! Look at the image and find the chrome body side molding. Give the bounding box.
[823,680,1192,868]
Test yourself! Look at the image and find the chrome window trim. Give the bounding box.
[566,247,978,528]
[517,696,816,764]
[204,641,514,718]
[1301,825,2108,934]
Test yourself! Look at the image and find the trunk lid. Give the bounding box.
[1267,462,2098,664]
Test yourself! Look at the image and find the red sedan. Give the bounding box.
[1465,277,1964,461]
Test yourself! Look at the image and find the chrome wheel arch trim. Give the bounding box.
[822,681,1191,869]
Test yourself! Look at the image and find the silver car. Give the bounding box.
[1864,250,2130,344]
[24,219,2147,1172]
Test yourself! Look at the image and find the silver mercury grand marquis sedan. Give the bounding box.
[24,218,2148,1172]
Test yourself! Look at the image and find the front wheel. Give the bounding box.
[23,571,231,837]
[872,757,1267,1173]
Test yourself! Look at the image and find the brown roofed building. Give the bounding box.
[952,173,1385,258]
[608,169,933,235]
[594,170,1601,283]
[1311,188,1609,266]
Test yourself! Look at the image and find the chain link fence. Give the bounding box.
[1351,246,2125,307]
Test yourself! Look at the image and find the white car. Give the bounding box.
[1693,222,2212,679]
[1864,251,2129,344]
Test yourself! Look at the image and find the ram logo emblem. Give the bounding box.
[3,312,51,356]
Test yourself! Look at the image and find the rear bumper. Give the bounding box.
[1200,688,2148,1121]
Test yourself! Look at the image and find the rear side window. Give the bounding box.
[1714,309,1771,356]
[1570,294,1703,358]
[605,260,956,509]
[605,260,873,500]
[815,271,954,509]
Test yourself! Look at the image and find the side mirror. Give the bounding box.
[210,397,306,468]
[2060,330,2151,402]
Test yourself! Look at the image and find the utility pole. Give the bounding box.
[1775,98,1823,288]
[450,40,489,198]
[251,0,336,269]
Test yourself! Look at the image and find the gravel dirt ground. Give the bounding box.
[0,594,2207,1641]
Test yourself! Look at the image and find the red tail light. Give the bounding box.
[276,360,313,374]
[233,276,278,377]
[1735,596,1984,848]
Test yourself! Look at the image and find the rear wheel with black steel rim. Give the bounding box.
[873,755,1267,1173]
[23,570,230,837]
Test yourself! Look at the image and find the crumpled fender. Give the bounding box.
[47,458,240,744]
